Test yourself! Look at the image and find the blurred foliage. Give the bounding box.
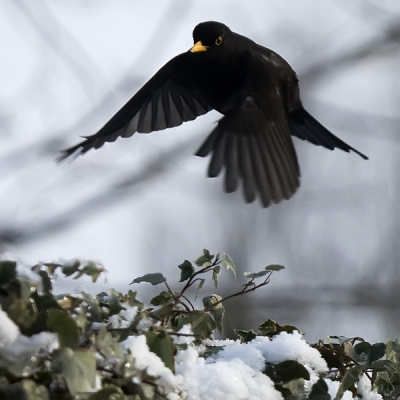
[0,252,397,399]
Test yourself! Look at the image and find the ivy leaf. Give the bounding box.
[309,378,331,400]
[374,371,395,396]
[123,290,145,310]
[178,311,216,339]
[73,262,103,283]
[145,331,175,372]
[212,266,221,288]
[259,319,299,337]
[244,270,268,278]
[202,346,225,359]
[46,308,79,349]
[61,260,81,277]
[194,278,205,301]
[51,348,96,397]
[96,324,123,358]
[235,329,257,343]
[150,291,173,306]
[191,312,216,338]
[194,249,214,267]
[334,365,363,400]
[108,289,126,316]
[178,260,195,282]
[265,264,285,271]
[220,253,236,277]
[264,360,310,383]
[386,339,400,363]
[130,273,166,286]
[343,341,359,362]
[81,292,103,322]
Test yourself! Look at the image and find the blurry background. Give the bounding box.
[0,0,399,343]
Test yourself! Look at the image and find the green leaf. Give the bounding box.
[194,278,205,301]
[264,360,310,383]
[51,348,96,397]
[7,298,37,330]
[81,292,103,322]
[374,371,395,396]
[73,262,103,283]
[123,290,144,310]
[108,289,126,316]
[0,261,17,285]
[371,359,399,376]
[259,319,299,337]
[96,324,123,358]
[265,264,285,271]
[309,378,331,400]
[88,386,125,400]
[194,249,214,267]
[343,341,360,362]
[210,307,224,333]
[145,331,175,372]
[370,343,386,363]
[47,308,79,349]
[130,273,166,286]
[334,365,363,400]
[244,270,268,278]
[150,291,173,306]
[150,304,173,322]
[386,339,400,363]
[203,295,225,332]
[235,329,257,343]
[178,260,195,282]
[212,265,221,288]
[202,346,225,359]
[220,253,236,277]
[178,311,216,338]
[203,294,223,309]
[61,260,80,276]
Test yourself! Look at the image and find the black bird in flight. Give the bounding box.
[59,21,368,207]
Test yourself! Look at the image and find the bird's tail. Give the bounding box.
[288,108,368,160]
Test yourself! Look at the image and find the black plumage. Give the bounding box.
[59,21,368,207]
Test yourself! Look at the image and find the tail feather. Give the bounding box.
[288,108,368,160]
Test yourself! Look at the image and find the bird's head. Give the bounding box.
[191,21,232,53]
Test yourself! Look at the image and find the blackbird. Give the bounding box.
[59,21,368,207]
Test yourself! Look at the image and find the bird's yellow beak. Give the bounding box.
[190,41,208,53]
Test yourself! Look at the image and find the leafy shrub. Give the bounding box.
[0,251,396,399]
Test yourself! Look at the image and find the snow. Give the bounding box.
[357,374,383,400]
[176,352,282,400]
[121,334,184,398]
[0,306,59,375]
[108,305,138,329]
[121,330,383,400]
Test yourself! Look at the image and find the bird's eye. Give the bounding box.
[215,36,223,46]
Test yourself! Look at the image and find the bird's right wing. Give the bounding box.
[288,108,368,160]
[59,53,212,161]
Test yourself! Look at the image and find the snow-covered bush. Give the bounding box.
[0,250,397,399]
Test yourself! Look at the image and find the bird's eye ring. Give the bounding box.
[215,36,223,45]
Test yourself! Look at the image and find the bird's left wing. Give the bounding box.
[59,53,212,160]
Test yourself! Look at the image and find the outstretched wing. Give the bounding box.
[59,52,212,161]
[196,59,300,207]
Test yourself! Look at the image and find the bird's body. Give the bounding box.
[59,21,367,207]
